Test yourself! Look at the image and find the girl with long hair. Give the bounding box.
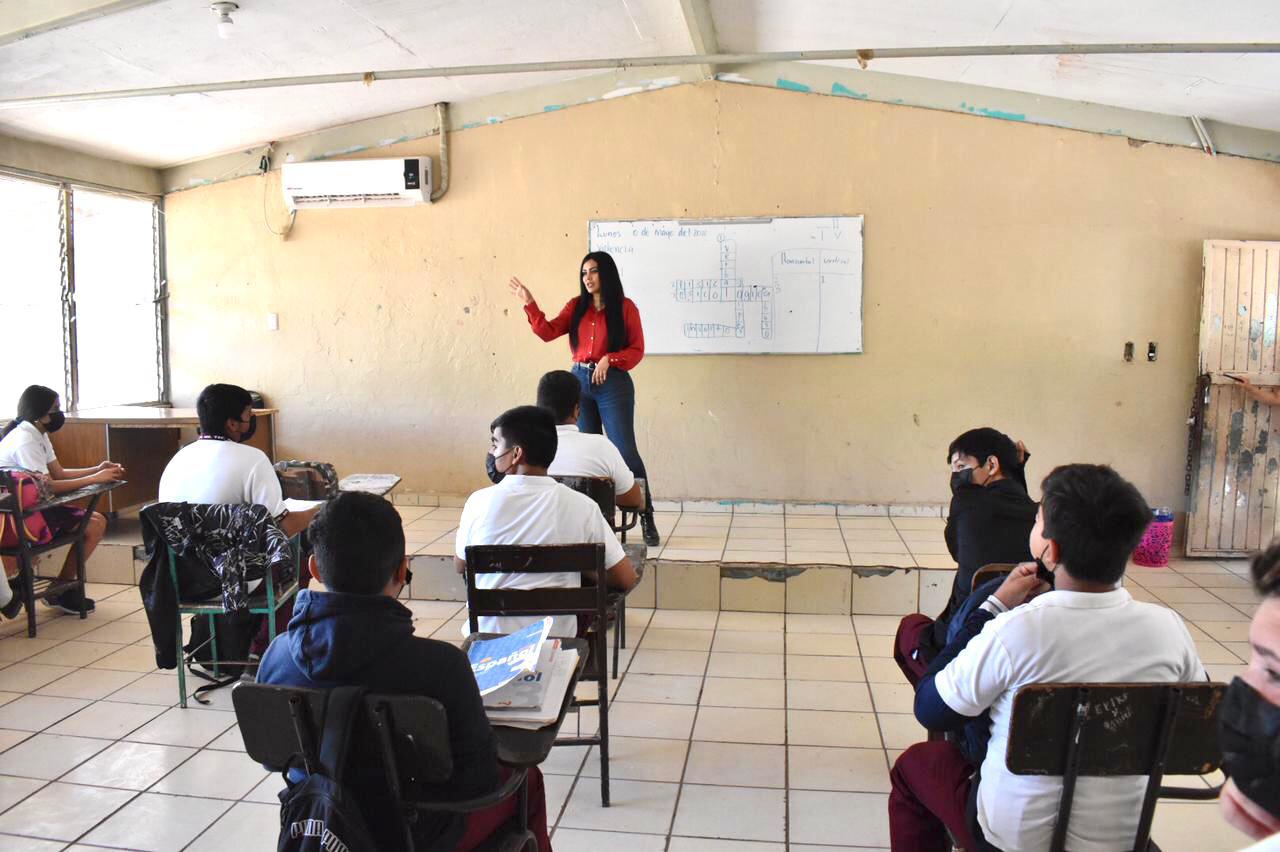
[509,251,660,546]
[0,385,124,616]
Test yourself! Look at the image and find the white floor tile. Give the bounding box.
[0,734,110,780]
[0,781,133,841]
[673,784,786,841]
[150,747,269,799]
[558,778,679,834]
[63,741,195,791]
[683,741,786,788]
[82,791,230,851]
[186,801,285,851]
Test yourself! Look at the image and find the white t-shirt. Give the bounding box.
[0,421,56,474]
[455,474,626,636]
[158,438,286,518]
[547,424,635,496]
[934,587,1206,852]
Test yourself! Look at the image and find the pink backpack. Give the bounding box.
[0,471,52,549]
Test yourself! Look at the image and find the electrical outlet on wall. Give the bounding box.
[267,313,279,331]
[1147,342,1158,362]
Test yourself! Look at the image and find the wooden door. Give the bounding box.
[1187,240,1280,556]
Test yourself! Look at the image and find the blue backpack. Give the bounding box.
[277,686,380,852]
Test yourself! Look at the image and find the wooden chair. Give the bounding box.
[1004,681,1226,852]
[464,543,612,807]
[0,470,109,638]
[970,562,1017,592]
[232,682,537,852]
[551,475,641,678]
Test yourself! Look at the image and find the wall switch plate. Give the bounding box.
[267,313,279,331]
[1124,342,1134,362]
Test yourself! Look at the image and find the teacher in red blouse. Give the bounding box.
[509,251,660,546]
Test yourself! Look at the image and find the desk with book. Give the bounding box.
[464,618,588,767]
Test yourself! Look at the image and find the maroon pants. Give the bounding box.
[888,741,979,852]
[457,766,552,852]
[894,613,934,689]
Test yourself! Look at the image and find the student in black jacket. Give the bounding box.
[894,428,1037,687]
[257,492,552,852]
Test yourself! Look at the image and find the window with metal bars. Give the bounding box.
[0,172,166,413]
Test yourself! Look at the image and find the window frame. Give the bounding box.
[2,166,168,412]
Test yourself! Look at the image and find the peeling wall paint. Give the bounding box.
[163,82,1280,503]
[959,102,1027,122]
[775,78,811,93]
[831,82,868,100]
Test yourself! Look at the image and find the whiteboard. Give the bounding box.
[588,216,863,355]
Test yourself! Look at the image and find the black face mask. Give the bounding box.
[950,467,975,494]
[1220,677,1280,818]
[43,411,66,433]
[485,452,505,484]
[1033,544,1056,587]
[239,414,257,444]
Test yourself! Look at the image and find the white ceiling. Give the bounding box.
[1,0,1279,169]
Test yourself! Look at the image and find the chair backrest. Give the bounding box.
[552,475,616,524]
[971,562,1017,591]
[1006,681,1226,851]
[463,543,608,635]
[232,682,453,784]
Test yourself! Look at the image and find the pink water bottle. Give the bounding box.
[1132,507,1175,568]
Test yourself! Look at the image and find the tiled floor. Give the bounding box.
[0,555,1259,850]
[402,504,957,567]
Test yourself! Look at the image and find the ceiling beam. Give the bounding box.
[677,0,719,80]
[0,0,168,48]
[4,42,1280,109]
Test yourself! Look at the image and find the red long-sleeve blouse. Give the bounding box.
[523,297,645,370]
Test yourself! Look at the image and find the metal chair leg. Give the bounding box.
[21,552,36,638]
[177,614,187,709]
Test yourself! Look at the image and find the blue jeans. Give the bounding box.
[572,363,652,512]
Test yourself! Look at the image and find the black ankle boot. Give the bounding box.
[641,511,661,547]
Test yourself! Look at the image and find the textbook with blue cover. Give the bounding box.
[467,617,553,696]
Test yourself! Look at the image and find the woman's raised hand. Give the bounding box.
[508,277,534,306]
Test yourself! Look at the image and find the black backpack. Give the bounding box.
[278,686,379,852]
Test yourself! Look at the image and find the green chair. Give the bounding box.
[170,534,300,708]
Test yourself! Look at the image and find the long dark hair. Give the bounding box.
[1,385,59,439]
[568,251,628,354]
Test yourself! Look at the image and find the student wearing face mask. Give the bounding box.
[1219,542,1280,846]
[889,463,1206,852]
[893,427,1036,686]
[459,405,638,638]
[158,383,319,538]
[0,384,123,616]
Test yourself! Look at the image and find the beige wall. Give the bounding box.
[0,133,160,195]
[163,81,1280,507]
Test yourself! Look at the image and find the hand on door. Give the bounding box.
[1226,374,1280,406]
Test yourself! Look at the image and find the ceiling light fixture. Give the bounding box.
[210,2,238,40]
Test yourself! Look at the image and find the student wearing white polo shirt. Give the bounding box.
[0,384,124,616]
[536,370,643,509]
[457,405,638,636]
[158,383,318,538]
[888,463,1206,852]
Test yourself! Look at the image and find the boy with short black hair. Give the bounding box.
[894,426,1036,685]
[537,369,644,508]
[258,492,552,851]
[889,463,1206,852]
[159,383,318,537]
[458,404,638,636]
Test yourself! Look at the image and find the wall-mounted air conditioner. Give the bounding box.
[281,157,432,209]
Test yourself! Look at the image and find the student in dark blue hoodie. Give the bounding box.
[257,491,552,851]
